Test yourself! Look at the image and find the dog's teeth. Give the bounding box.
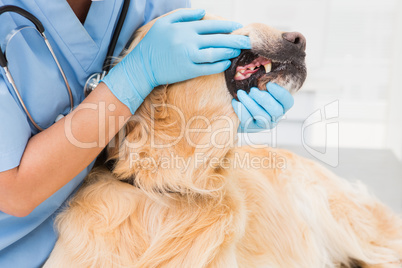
[234,72,243,80]
[240,69,245,73]
[264,63,272,73]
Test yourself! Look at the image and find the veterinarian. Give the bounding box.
[0,0,294,266]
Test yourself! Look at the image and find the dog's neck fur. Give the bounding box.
[109,74,240,198]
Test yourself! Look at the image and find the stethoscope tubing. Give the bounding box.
[0,5,44,67]
[42,32,74,114]
[0,1,130,131]
[103,0,130,72]
[2,66,45,131]
[0,5,74,131]
[84,0,130,96]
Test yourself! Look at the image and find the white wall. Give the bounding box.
[386,0,402,160]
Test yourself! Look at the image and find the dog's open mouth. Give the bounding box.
[225,49,306,100]
[226,50,281,97]
[233,54,273,82]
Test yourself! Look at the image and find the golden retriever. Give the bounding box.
[44,10,402,268]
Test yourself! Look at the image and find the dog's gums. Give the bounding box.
[234,56,272,81]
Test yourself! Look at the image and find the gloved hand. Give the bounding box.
[102,9,251,114]
[231,82,294,132]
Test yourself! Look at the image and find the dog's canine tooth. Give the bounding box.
[234,72,243,80]
[264,63,272,73]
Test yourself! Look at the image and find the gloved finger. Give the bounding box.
[163,9,206,23]
[194,60,232,76]
[237,90,273,128]
[232,99,269,132]
[232,98,255,130]
[266,82,294,112]
[248,87,285,121]
[187,20,243,34]
[199,34,251,50]
[191,48,241,63]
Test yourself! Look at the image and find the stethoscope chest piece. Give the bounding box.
[84,71,106,97]
[55,114,65,123]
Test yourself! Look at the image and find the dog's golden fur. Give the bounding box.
[45,11,402,267]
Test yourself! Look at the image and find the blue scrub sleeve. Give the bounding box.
[0,76,31,172]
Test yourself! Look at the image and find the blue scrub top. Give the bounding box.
[0,0,190,267]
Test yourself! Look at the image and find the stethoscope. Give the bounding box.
[0,1,130,132]
[84,0,130,97]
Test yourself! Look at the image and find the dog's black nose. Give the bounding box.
[282,32,306,52]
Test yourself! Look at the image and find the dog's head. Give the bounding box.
[108,10,307,196]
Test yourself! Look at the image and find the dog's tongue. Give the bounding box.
[234,56,272,81]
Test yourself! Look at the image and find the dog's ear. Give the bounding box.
[123,25,149,58]
[106,9,238,196]
[107,85,169,172]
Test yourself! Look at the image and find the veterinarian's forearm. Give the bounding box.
[0,83,131,217]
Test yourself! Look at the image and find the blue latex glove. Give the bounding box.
[102,9,251,114]
[231,83,294,132]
